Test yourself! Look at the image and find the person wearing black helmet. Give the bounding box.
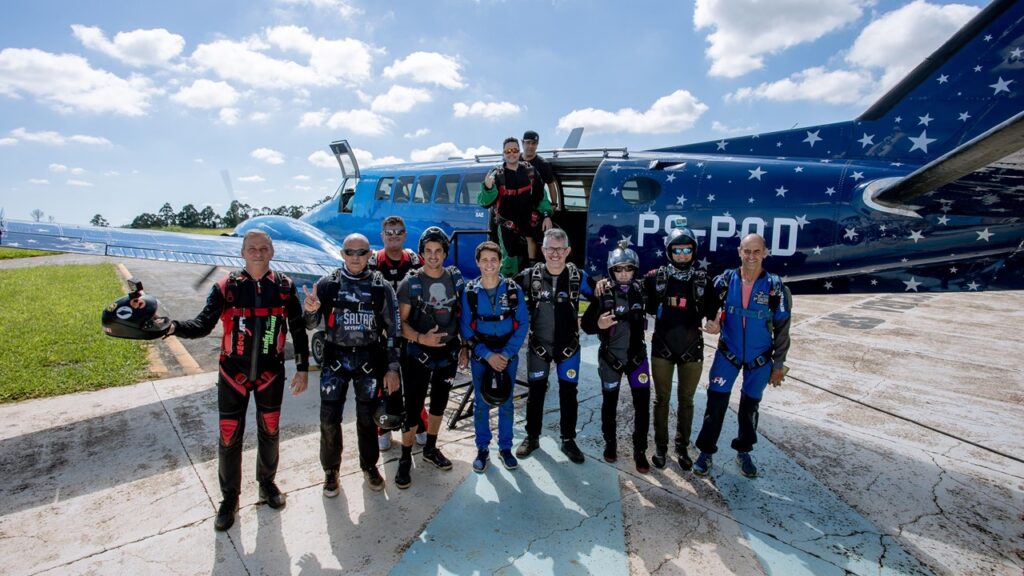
[643,222,717,471]
[392,226,468,488]
[459,241,530,472]
[582,240,652,473]
[303,233,402,495]
[165,229,309,532]
[479,136,553,276]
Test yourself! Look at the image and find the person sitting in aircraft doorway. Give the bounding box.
[514,228,593,464]
[480,136,553,276]
[393,227,469,489]
[368,216,430,452]
[521,130,559,258]
[582,240,652,474]
[693,233,791,479]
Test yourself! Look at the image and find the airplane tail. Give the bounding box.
[662,0,1024,169]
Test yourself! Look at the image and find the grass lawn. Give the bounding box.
[158,226,230,236]
[0,264,152,403]
[0,247,54,260]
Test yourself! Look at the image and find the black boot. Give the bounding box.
[651,446,668,469]
[214,497,238,531]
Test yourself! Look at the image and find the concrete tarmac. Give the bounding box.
[0,255,1021,575]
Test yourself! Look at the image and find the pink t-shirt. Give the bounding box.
[741,280,754,328]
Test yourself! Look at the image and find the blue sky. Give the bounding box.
[0,0,986,226]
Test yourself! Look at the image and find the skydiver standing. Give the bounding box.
[393,227,468,489]
[459,241,530,473]
[303,233,402,494]
[479,136,553,276]
[514,228,593,464]
[520,130,558,263]
[368,215,429,452]
[582,241,652,473]
[167,229,309,532]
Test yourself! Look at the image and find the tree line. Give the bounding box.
[83,197,332,229]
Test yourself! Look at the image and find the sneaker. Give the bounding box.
[422,448,453,471]
[498,449,519,470]
[395,458,412,489]
[651,448,667,469]
[378,433,392,451]
[677,451,693,471]
[736,452,758,478]
[258,482,286,509]
[561,439,585,464]
[364,467,385,491]
[634,452,651,474]
[515,436,539,458]
[603,442,617,463]
[323,470,340,498]
[214,498,238,532]
[415,431,428,446]
[473,449,489,473]
[693,452,713,476]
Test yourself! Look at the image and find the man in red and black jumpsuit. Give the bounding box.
[168,229,309,532]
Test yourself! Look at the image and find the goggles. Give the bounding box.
[671,246,694,255]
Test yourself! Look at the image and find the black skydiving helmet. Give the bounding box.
[100,279,171,340]
[374,397,405,431]
[480,365,514,407]
[606,239,639,280]
[664,221,698,268]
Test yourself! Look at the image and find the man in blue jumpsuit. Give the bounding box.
[693,233,791,478]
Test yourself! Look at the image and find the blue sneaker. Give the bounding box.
[499,449,519,470]
[693,452,713,476]
[473,449,489,473]
[736,452,758,478]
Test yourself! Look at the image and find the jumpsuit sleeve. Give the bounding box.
[172,283,224,339]
[303,275,331,330]
[535,192,552,218]
[377,278,402,373]
[478,176,499,208]
[704,274,723,321]
[580,293,601,335]
[285,279,310,372]
[771,284,793,366]
[501,284,531,359]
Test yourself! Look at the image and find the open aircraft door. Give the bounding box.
[329,139,359,180]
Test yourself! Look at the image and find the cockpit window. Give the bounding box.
[620,176,661,204]
[375,177,394,202]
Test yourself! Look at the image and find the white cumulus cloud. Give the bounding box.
[557,90,708,134]
[326,109,392,136]
[28,178,49,184]
[0,137,16,146]
[299,108,329,128]
[727,67,875,105]
[410,142,495,162]
[0,48,155,115]
[404,128,430,139]
[308,150,336,168]
[67,179,93,187]
[14,128,112,146]
[171,79,240,109]
[276,0,359,18]
[219,108,240,124]
[353,148,404,167]
[453,101,520,120]
[695,0,868,78]
[371,85,432,114]
[238,175,265,182]
[191,27,374,90]
[71,25,185,67]
[383,52,464,89]
[293,174,310,180]
[251,147,285,164]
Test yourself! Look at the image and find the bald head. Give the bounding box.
[343,233,369,250]
[740,233,766,251]
[738,233,768,276]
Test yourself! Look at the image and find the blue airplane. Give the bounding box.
[2,0,1022,299]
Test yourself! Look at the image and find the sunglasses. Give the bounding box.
[383,229,405,237]
[671,247,694,255]
[542,246,567,254]
[504,148,520,154]
[611,266,636,274]
[343,248,371,257]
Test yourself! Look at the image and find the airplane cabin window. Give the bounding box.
[393,176,414,203]
[459,172,486,205]
[337,177,356,213]
[413,175,436,204]
[559,178,591,211]
[375,177,395,202]
[435,174,459,204]
[620,176,660,204]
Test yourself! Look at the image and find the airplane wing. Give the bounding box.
[0,218,342,278]
[873,110,1024,206]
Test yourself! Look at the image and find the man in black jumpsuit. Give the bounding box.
[168,229,309,532]
[303,233,402,495]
